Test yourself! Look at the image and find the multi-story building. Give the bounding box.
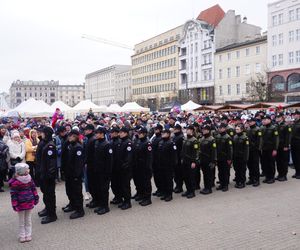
[115,68,132,105]
[57,84,85,107]
[9,80,85,108]
[0,92,10,110]
[214,36,267,104]
[85,65,131,106]
[267,0,300,102]
[131,26,183,111]
[179,5,262,104]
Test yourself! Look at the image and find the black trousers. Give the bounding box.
[174,161,183,189]
[135,167,152,200]
[183,162,196,193]
[261,149,275,180]
[247,150,260,182]
[153,163,162,192]
[87,168,98,203]
[64,176,72,206]
[120,169,131,203]
[69,178,83,212]
[160,167,174,197]
[0,168,7,188]
[291,141,300,176]
[233,159,247,184]
[94,174,110,208]
[217,161,230,187]
[111,167,122,200]
[201,161,213,190]
[40,178,56,216]
[276,148,289,178]
[195,166,201,188]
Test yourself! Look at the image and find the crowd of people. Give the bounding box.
[1,107,300,241]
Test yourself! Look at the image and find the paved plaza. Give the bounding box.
[1,172,300,250]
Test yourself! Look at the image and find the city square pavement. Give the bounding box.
[1,171,300,250]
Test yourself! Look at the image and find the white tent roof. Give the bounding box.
[51,101,72,112]
[121,102,150,112]
[72,100,107,112]
[107,103,122,113]
[12,98,53,117]
[181,100,201,111]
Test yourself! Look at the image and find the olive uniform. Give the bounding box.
[291,118,300,178]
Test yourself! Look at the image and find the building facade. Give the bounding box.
[85,65,131,106]
[178,20,215,104]
[0,92,10,110]
[9,80,85,108]
[268,0,300,102]
[214,36,268,104]
[131,26,183,111]
[115,68,132,105]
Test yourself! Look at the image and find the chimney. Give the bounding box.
[243,17,248,23]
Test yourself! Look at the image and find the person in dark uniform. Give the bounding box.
[275,113,291,181]
[157,129,177,201]
[35,126,46,187]
[199,125,217,195]
[93,127,113,215]
[151,124,163,197]
[215,123,233,192]
[109,127,122,205]
[62,129,85,219]
[233,124,249,189]
[172,124,184,193]
[246,117,262,187]
[181,125,199,198]
[84,124,97,208]
[261,115,279,184]
[115,127,133,210]
[39,126,57,224]
[291,110,300,179]
[132,126,153,206]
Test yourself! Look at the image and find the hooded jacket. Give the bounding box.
[25,129,39,162]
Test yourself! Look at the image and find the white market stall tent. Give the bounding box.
[51,101,72,112]
[12,98,53,117]
[121,102,150,113]
[107,104,122,113]
[72,100,107,113]
[181,100,201,111]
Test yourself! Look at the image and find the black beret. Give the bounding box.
[137,126,148,134]
[202,125,211,131]
[162,129,171,134]
[218,123,227,129]
[69,129,80,136]
[174,124,182,130]
[186,125,195,130]
[154,124,163,130]
[84,124,95,131]
[120,127,129,133]
[110,126,120,133]
[95,127,106,134]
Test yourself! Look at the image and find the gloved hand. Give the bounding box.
[209,163,215,169]
[16,157,21,162]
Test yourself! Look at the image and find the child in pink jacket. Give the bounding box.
[9,163,39,243]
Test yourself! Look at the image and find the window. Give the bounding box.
[256,46,261,55]
[236,66,240,77]
[296,29,300,41]
[236,84,240,95]
[219,55,222,62]
[296,51,300,63]
[278,33,283,45]
[289,10,295,21]
[219,69,223,79]
[297,8,300,20]
[279,54,284,65]
[289,31,294,42]
[227,68,231,78]
[195,72,198,81]
[246,48,250,56]
[278,13,283,24]
[246,82,250,93]
[227,53,231,61]
[256,63,261,73]
[219,86,223,96]
[191,44,193,54]
[245,64,250,75]
[227,85,231,95]
[195,43,198,53]
[272,35,277,46]
[272,15,278,26]
[195,57,198,68]
[16,92,21,97]
[236,51,240,59]
[289,52,294,64]
[208,69,212,80]
[272,55,277,67]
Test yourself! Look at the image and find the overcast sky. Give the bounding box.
[0,0,273,92]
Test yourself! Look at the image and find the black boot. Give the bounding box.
[253,181,260,187]
[173,187,183,193]
[120,202,132,210]
[216,185,223,191]
[38,208,48,217]
[139,199,152,206]
[86,201,98,209]
[181,191,189,197]
[41,215,57,224]
[246,180,254,185]
[97,207,110,215]
[63,206,75,213]
[164,195,173,202]
[222,186,228,192]
[200,189,212,195]
[186,192,195,199]
[70,211,85,219]
[110,198,123,205]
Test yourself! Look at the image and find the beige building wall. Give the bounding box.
[115,69,132,105]
[57,84,85,107]
[131,25,183,111]
[214,37,267,104]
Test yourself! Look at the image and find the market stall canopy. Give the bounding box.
[245,102,287,110]
[194,105,222,111]
[51,101,72,112]
[107,104,122,113]
[181,100,201,111]
[121,102,150,113]
[12,98,53,117]
[215,104,249,111]
[72,100,107,113]
[284,102,300,109]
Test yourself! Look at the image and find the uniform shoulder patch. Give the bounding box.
[258,131,262,136]
[228,140,232,145]
[47,150,53,156]
[245,140,249,145]
[127,146,132,152]
[76,151,82,156]
[173,144,177,150]
[148,146,152,151]
[288,127,292,132]
[109,149,113,154]
[230,132,234,136]
[212,143,217,148]
[194,143,199,149]
[274,131,279,136]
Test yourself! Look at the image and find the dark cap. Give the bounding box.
[84,124,95,131]
[154,124,163,130]
[276,112,284,118]
[263,114,272,120]
[36,125,45,132]
[247,117,256,122]
[95,127,106,134]
[56,126,66,134]
[294,110,300,115]
[110,126,120,133]
[69,129,80,136]
[202,125,211,131]
[221,115,228,121]
[42,126,54,137]
[218,123,227,129]
[169,116,176,121]
[162,129,171,134]
[120,127,129,133]
[186,125,195,131]
[137,126,148,134]
[174,124,182,130]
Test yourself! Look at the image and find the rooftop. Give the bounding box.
[197,4,225,27]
